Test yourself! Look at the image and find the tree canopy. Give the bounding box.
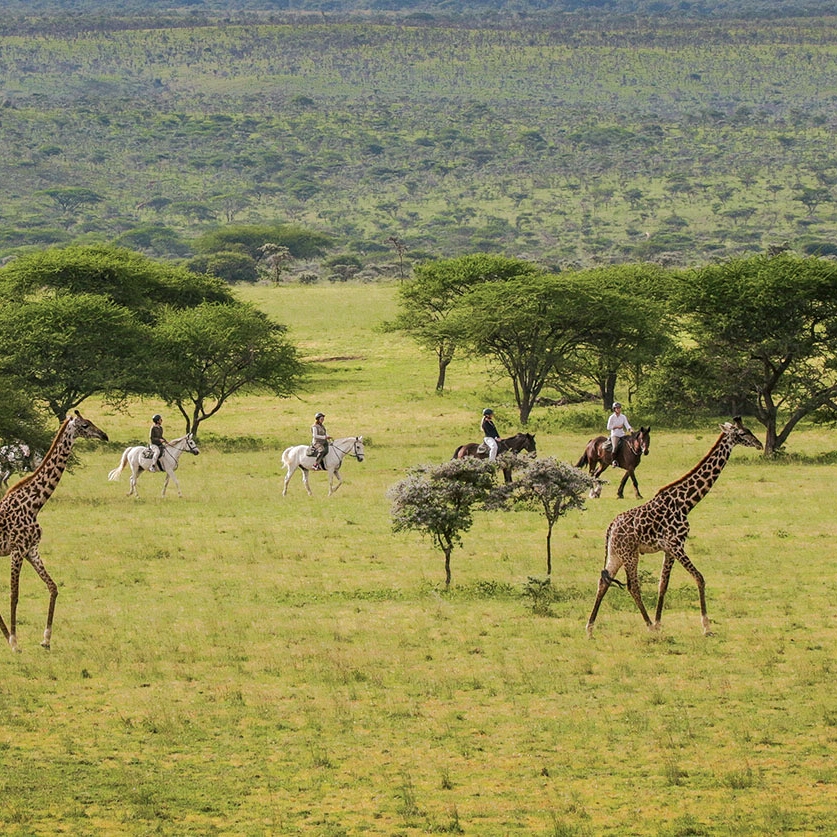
[669,253,837,454]
[152,303,305,437]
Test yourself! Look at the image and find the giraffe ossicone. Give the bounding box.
[0,411,108,651]
[586,417,763,638]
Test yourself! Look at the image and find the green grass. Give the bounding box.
[1,282,835,835]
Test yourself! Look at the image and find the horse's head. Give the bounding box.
[523,433,537,454]
[637,426,651,456]
[185,433,201,456]
[353,436,365,462]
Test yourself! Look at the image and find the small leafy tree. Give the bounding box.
[152,302,304,437]
[388,459,496,587]
[489,456,593,575]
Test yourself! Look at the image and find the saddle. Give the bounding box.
[142,447,154,459]
[476,442,489,455]
[306,445,318,458]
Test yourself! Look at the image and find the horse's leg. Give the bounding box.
[166,467,182,498]
[328,468,343,496]
[128,463,140,497]
[630,469,642,499]
[282,464,294,496]
[302,468,313,496]
[617,470,630,499]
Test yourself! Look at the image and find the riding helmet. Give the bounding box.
[152,414,162,421]
[483,408,494,416]
[315,412,325,419]
[612,402,622,410]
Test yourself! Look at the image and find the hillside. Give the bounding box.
[1,10,836,269]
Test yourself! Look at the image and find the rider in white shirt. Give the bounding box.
[607,402,632,467]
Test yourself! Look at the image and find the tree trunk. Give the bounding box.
[546,525,553,576]
[444,548,452,587]
[436,358,451,392]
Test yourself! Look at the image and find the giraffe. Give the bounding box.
[0,411,108,652]
[586,417,763,638]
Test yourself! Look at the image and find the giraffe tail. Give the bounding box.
[601,569,625,589]
[107,449,129,481]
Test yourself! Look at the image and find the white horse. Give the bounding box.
[282,436,364,496]
[108,434,200,498]
[0,443,43,489]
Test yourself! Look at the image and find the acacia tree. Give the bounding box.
[488,456,592,575]
[675,253,837,455]
[152,302,303,437]
[453,273,603,424]
[566,265,675,409]
[388,458,496,587]
[0,293,148,420]
[389,254,540,392]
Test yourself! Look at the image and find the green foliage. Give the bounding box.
[390,254,539,391]
[491,456,593,574]
[193,224,332,261]
[152,302,304,436]
[388,458,497,586]
[0,16,835,264]
[0,293,149,419]
[673,253,837,453]
[0,245,235,321]
[186,250,259,284]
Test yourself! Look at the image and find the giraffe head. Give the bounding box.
[720,416,762,450]
[69,410,109,443]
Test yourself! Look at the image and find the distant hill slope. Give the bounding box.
[0,0,834,20]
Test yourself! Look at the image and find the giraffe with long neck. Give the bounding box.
[0,411,108,651]
[586,417,763,638]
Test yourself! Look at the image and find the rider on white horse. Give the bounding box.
[149,414,168,472]
[311,412,331,471]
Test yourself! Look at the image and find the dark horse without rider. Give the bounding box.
[576,427,651,499]
[453,432,536,483]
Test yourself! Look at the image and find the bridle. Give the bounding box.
[331,437,363,461]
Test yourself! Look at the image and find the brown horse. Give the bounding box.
[576,427,651,499]
[453,432,536,483]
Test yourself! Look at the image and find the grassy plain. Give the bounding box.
[1,282,836,835]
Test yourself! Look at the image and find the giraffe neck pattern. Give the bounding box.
[8,418,75,514]
[655,433,734,514]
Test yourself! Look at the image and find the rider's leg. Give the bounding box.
[485,437,499,462]
[610,435,620,467]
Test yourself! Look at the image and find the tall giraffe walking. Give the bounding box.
[0,411,108,651]
[586,417,763,638]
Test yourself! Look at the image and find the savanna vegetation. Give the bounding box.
[0,281,835,835]
[0,10,836,271]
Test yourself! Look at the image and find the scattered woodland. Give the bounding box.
[1,9,836,273]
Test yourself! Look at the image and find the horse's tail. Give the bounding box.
[452,446,463,460]
[107,449,129,481]
[576,449,589,469]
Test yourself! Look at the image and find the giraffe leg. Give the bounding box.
[677,551,711,636]
[587,569,611,639]
[586,528,626,637]
[653,553,676,629]
[25,547,57,649]
[624,560,654,630]
[8,552,24,652]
